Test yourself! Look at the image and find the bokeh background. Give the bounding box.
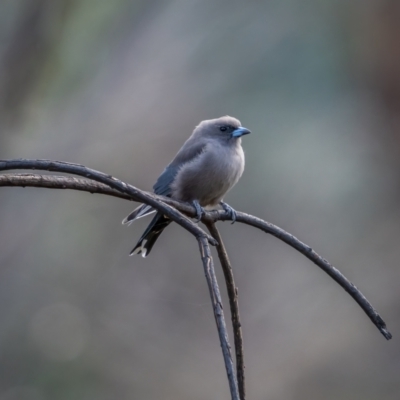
[0,1,399,399]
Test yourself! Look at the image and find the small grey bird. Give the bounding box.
[123,116,251,257]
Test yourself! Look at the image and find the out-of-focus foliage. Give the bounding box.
[0,1,399,399]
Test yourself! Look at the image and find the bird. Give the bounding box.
[123,116,251,257]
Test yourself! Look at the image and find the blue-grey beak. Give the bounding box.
[231,126,251,138]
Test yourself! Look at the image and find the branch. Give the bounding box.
[0,159,217,246]
[0,170,392,340]
[140,192,393,341]
[197,237,240,400]
[0,172,246,395]
[211,211,393,341]
[0,167,238,399]
[205,222,246,400]
[0,173,133,200]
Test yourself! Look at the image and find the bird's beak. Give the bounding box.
[231,126,251,138]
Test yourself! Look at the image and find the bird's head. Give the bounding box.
[196,116,251,142]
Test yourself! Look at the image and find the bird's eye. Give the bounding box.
[219,126,227,132]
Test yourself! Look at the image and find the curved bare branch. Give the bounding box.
[0,168,239,400]
[212,211,392,340]
[0,159,217,246]
[0,170,392,340]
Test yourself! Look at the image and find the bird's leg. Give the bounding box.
[191,200,205,223]
[220,201,237,224]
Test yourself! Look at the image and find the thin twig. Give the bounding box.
[206,222,245,400]
[197,237,240,400]
[0,170,392,340]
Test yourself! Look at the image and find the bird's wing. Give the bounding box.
[153,138,207,196]
[123,137,207,225]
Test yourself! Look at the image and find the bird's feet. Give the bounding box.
[220,201,237,224]
[191,200,205,222]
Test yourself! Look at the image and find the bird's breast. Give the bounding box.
[171,142,245,207]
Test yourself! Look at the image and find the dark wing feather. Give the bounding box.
[153,165,178,196]
[153,137,207,196]
[123,135,206,227]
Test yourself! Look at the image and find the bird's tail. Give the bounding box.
[130,213,171,257]
[122,204,156,225]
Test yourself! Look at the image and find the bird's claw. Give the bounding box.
[220,202,237,224]
[191,200,205,223]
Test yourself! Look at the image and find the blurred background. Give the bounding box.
[0,1,399,399]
